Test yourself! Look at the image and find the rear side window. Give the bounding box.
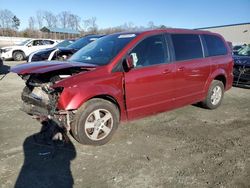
[203,35,227,56]
[43,40,54,45]
[171,34,203,61]
[32,40,43,46]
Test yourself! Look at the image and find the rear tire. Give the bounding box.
[13,51,25,61]
[71,98,119,145]
[202,80,224,109]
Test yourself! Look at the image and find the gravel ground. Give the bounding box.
[0,61,250,188]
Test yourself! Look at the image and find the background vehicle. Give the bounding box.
[55,39,75,48]
[233,44,250,87]
[11,29,233,145]
[0,58,3,67]
[27,35,104,62]
[0,39,58,61]
[233,45,244,54]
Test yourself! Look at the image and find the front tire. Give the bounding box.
[202,80,224,109]
[71,99,119,145]
[13,51,25,61]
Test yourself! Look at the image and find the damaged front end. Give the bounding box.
[20,73,74,131]
[11,61,96,132]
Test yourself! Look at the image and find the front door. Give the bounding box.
[26,40,44,55]
[124,34,175,120]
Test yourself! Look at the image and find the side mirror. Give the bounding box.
[27,44,32,47]
[125,54,134,70]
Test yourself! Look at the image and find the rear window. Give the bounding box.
[203,35,227,56]
[171,34,203,61]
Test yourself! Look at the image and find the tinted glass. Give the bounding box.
[237,45,250,56]
[204,35,227,56]
[43,40,54,45]
[69,33,136,65]
[171,34,203,61]
[56,40,74,47]
[129,35,169,67]
[68,36,102,50]
[68,37,93,50]
[32,40,43,46]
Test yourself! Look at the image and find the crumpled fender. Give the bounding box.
[53,72,127,121]
[57,84,122,110]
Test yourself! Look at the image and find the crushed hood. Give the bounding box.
[10,61,96,74]
[233,55,250,66]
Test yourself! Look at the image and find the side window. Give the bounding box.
[203,35,227,56]
[32,40,38,46]
[43,40,54,45]
[171,34,203,61]
[129,35,169,67]
[32,40,43,46]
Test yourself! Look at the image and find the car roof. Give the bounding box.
[80,34,105,39]
[114,28,215,36]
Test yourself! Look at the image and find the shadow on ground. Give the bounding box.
[15,121,76,188]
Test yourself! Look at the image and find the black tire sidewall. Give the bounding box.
[73,99,119,145]
[13,51,24,61]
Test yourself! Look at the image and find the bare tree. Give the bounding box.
[0,10,5,28]
[67,14,81,30]
[159,25,167,29]
[58,11,70,28]
[83,17,98,33]
[147,21,156,29]
[36,10,44,29]
[28,16,36,30]
[120,22,136,31]
[43,11,57,28]
[0,9,14,29]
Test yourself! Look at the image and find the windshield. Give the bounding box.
[67,37,98,50]
[56,40,74,48]
[69,33,137,66]
[237,45,250,56]
[17,39,32,46]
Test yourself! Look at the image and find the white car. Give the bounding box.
[0,39,58,61]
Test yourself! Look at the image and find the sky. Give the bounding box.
[1,0,250,30]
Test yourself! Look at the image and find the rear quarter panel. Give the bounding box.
[205,54,233,92]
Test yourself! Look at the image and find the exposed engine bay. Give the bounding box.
[19,67,87,131]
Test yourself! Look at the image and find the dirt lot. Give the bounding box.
[0,61,250,188]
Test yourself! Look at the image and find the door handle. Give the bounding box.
[177,67,185,71]
[162,69,171,74]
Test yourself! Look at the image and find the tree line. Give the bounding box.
[0,9,168,39]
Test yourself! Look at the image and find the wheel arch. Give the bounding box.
[205,69,227,93]
[12,50,26,58]
[71,95,121,145]
[89,94,121,120]
[56,81,127,121]
[214,74,226,88]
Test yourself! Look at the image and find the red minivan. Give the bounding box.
[11,29,233,145]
